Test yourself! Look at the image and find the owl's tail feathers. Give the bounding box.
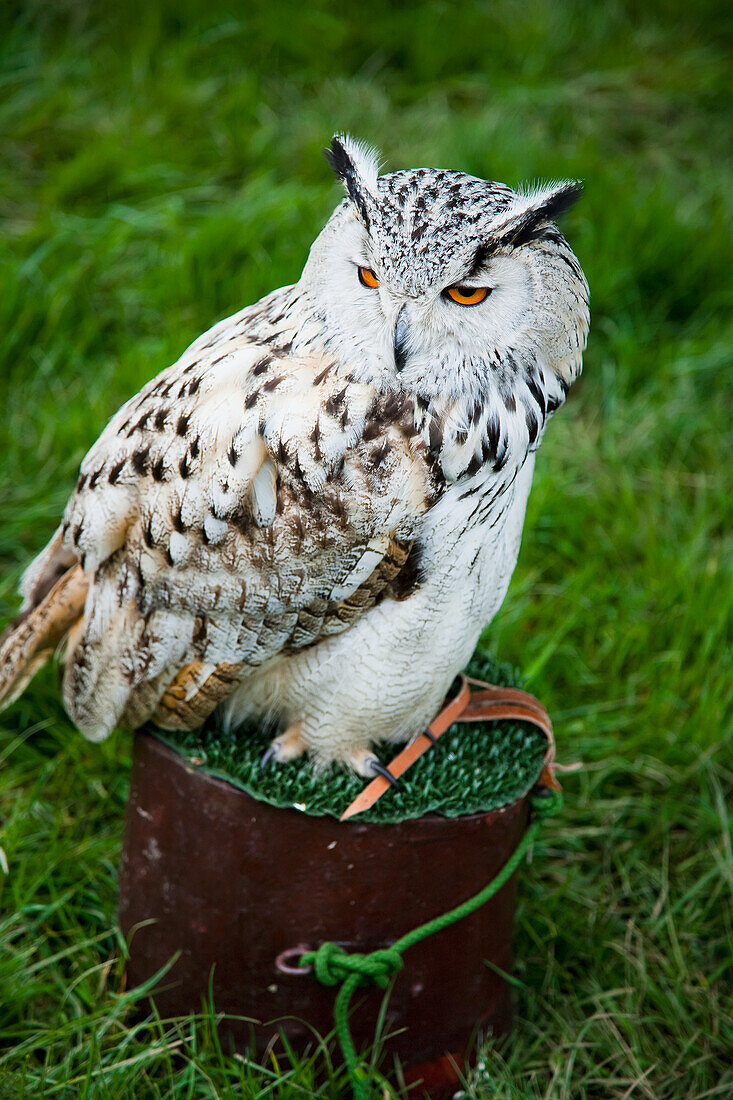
[0,565,88,713]
[148,660,245,730]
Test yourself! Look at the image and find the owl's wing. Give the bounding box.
[1,294,437,739]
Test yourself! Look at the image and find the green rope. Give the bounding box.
[300,787,563,1100]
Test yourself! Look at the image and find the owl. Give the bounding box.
[0,136,589,779]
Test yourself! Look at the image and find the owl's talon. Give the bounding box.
[422,728,438,744]
[260,745,277,771]
[260,722,306,771]
[367,758,400,788]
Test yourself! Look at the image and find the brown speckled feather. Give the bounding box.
[5,288,436,740]
[0,564,87,709]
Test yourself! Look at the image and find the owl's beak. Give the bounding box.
[393,305,409,372]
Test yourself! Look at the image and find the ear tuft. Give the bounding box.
[525,180,583,225]
[324,134,381,193]
[490,179,584,251]
[324,134,382,227]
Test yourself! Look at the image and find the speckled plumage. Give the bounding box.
[0,136,589,774]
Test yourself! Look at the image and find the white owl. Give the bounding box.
[0,136,589,778]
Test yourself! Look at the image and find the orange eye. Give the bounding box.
[358,266,380,288]
[445,286,490,306]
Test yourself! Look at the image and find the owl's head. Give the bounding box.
[299,136,589,432]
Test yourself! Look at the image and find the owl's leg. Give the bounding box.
[260,721,306,770]
[342,747,401,787]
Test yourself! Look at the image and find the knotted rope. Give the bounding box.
[299,786,563,1099]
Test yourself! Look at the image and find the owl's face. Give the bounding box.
[299,137,589,415]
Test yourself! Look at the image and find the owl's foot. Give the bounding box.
[344,747,401,787]
[260,722,306,771]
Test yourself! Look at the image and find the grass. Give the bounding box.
[0,0,731,1095]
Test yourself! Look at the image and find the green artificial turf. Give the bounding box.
[1,2,731,1098]
[157,653,548,823]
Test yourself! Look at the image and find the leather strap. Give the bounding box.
[340,674,558,821]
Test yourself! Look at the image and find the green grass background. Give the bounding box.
[0,0,731,1095]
